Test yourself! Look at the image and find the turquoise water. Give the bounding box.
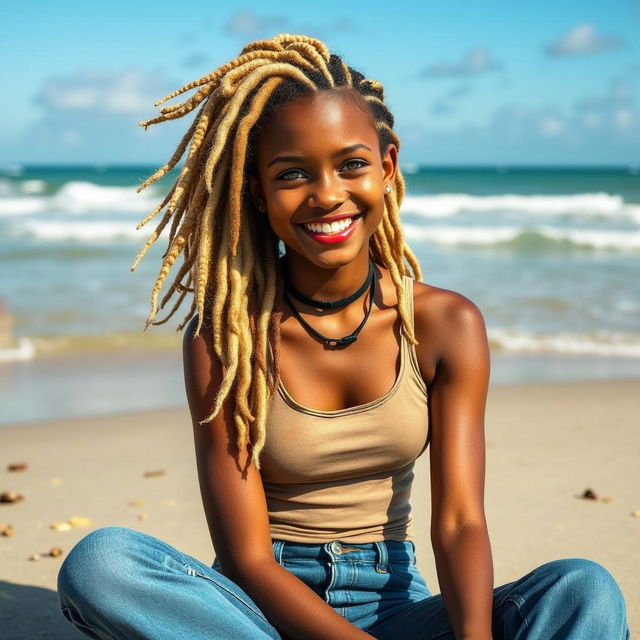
[1,164,639,424]
[1,164,639,359]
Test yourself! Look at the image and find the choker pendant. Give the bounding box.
[283,262,376,348]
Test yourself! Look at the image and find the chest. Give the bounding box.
[276,304,404,412]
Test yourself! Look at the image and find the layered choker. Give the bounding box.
[283,262,375,348]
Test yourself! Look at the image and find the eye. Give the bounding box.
[277,168,306,181]
[341,158,368,172]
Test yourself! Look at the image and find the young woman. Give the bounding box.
[57,34,630,640]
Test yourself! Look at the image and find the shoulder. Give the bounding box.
[183,313,214,365]
[413,280,486,334]
[182,313,222,419]
[411,279,489,379]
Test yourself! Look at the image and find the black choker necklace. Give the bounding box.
[284,261,374,310]
[283,262,376,348]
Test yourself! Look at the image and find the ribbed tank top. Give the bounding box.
[260,275,430,543]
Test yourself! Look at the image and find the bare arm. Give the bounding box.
[183,314,374,640]
[426,294,494,640]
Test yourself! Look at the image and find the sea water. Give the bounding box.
[1,164,639,423]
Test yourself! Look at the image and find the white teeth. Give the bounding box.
[303,217,353,234]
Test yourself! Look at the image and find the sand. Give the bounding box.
[1,376,638,638]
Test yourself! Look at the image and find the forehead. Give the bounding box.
[256,90,379,159]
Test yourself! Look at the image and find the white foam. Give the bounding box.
[401,193,640,221]
[0,337,36,362]
[21,180,46,194]
[15,219,147,242]
[403,223,640,251]
[0,181,160,216]
[489,328,640,357]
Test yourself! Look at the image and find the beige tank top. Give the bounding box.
[260,275,430,543]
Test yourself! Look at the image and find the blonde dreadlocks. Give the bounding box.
[132,34,422,470]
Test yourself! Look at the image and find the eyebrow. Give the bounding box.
[267,143,373,168]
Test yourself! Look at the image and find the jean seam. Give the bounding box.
[503,594,529,632]
[60,606,104,639]
[188,567,270,623]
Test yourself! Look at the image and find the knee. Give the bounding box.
[544,558,627,620]
[57,526,142,607]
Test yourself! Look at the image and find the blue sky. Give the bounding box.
[2,0,639,165]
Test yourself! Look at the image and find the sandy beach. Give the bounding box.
[1,376,638,638]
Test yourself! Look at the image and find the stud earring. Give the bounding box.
[257,203,266,213]
[384,185,391,194]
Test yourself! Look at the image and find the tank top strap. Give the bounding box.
[401,274,429,396]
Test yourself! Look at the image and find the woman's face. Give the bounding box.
[250,89,397,270]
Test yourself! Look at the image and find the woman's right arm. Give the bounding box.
[182,314,374,640]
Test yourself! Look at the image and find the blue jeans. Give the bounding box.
[57,526,630,639]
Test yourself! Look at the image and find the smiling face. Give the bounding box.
[250,89,397,271]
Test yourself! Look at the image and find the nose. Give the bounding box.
[306,173,347,210]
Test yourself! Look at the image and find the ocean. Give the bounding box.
[1,164,639,424]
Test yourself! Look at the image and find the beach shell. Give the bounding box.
[632,510,640,518]
[7,462,28,472]
[601,496,614,503]
[51,522,72,532]
[581,488,598,500]
[68,516,93,528]
[49,546,64,558]
[1,491,24,504]
[144,470,166,478]
[28,554,41,561]
[138,513,149,521]
[0,523,13,537]
[128,500,145,507]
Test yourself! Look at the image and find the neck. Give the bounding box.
[280,251,372,306]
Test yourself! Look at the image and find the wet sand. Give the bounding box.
[1,377,638,638]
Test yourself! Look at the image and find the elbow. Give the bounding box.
[430,517,489,547]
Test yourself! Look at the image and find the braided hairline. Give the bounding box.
[133,34,422,470]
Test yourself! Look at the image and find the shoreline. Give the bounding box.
[1,377,639,637]
[2,347,640,427]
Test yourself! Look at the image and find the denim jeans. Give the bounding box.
[57,526,630,639]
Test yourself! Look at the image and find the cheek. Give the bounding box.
[358,173,384,199]
[265,191,304,226]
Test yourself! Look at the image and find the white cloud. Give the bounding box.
[538,114,566,137]
[35,68,176,116]
[614,107,635,129]
[10,67,190,164]
[546,23,623,57]
[420,47,501,78]
[429,84,473,117]
[398,74,640,164]
[224,10,287,35]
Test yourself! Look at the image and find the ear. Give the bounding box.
[381,143,398,187]
[248,174,267,213]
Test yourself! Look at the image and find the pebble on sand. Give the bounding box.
[1,523,14,537]
[50,516,93,531]
[581,488,598,500]
[1,491,25,504]
[68,516,93,528]
[7,463,28,472]
[144,470,167,478]
[49,546,64,558]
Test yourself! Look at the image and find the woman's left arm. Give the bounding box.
[424,292,493,640]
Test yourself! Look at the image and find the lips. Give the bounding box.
[298,214,363,245]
